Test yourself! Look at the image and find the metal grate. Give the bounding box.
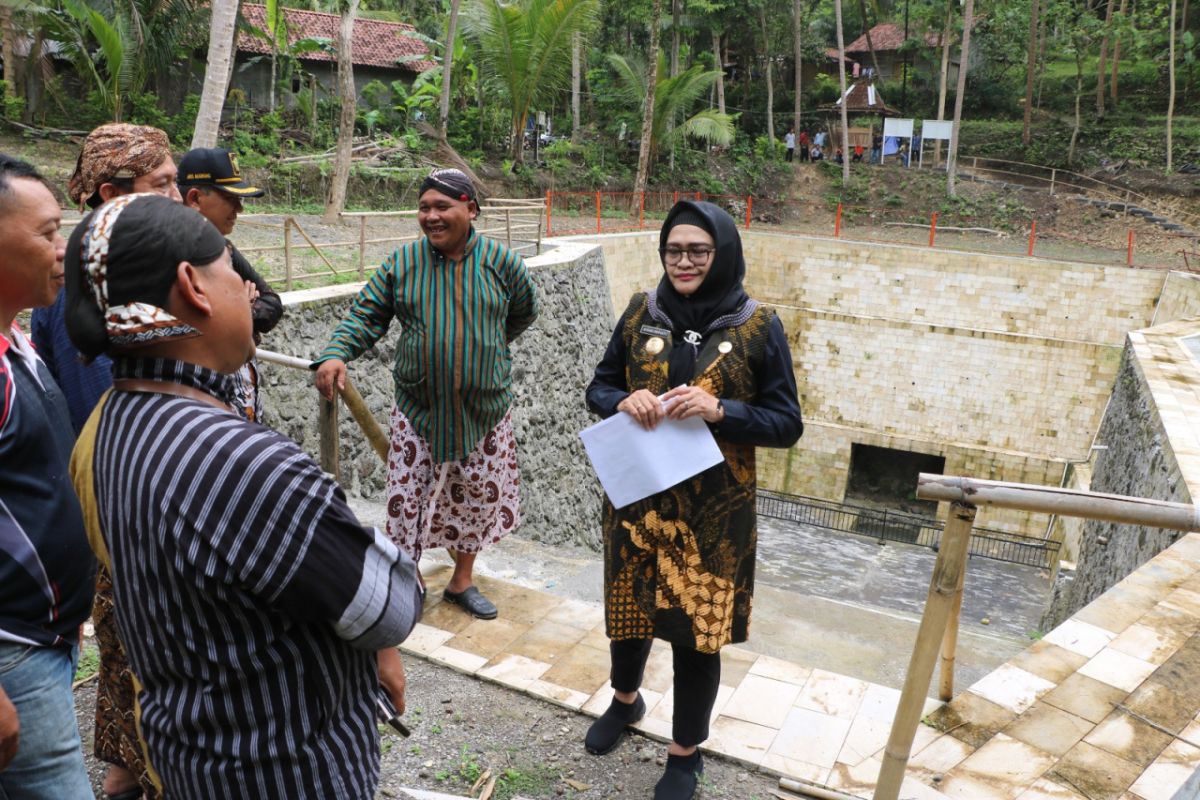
[756,490,1061,570]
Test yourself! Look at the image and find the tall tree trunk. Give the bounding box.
[1096,0,1115,116]
[224,0,242,92]
[192,0,238,149]
[946,0,974,196]
[1069,45,1083,164]
[858,0,881,76]
[793,0,802,139]
[324,0,359,222]
[671,0,681,77]
[634,0,662,195]
[835,0,850,184]
[714,30,726,114]
[0,6,16,100]
[935,0,953,164]
[1110,0,1129,102]
[761,6,775,147]
[1168,0,1177,173]
[571,32,581,142]
[438,0,460,142]
[1023,0,1040,144]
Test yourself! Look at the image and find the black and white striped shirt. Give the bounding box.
[82,358,422,799]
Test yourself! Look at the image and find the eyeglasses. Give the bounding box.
[660,246,715,265]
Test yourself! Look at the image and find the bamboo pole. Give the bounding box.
[358,215,366,279]
[319,396,340,482]
[339,377,389,464]
[938,549,967,701]
[778,777,865,800]
[505,208,512,248]
[284,217,293,291]
[874,501,976,800]
[915,474,1200,531]
[290,218,340,275]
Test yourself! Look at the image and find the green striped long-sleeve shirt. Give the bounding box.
[316,230,539,463]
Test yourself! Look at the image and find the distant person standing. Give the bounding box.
[784,128,796,163]
[798,130,810,162]
[178,147,283,421]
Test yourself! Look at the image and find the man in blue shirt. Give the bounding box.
[0,154,95,798]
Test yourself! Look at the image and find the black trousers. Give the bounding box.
[609,639,722,747]
[785,147,794,162]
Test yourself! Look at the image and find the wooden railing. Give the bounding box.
[237,199,546,291]
[255,349,388,481]
[868,474,1200,800]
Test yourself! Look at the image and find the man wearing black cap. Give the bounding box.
[179,147,282,421]
[315,168,539,621]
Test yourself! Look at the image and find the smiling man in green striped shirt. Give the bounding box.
[315,168,538,620]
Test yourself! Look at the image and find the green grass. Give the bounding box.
[75,642,100,683]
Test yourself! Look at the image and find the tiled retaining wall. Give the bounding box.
[577,230,1168,534]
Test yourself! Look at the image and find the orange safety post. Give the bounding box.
[695,191,702,201]
[745,196,753,229]
[595,191,602,234]
[1027,220,1036,256]
[673,190,679,205]
[1128,230,1135,266]
[929,212,939,247]
[639,191,646,229]
[835,203,843,238]
[545,190,553,237]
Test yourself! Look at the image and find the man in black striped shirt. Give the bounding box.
[65,194,423,798]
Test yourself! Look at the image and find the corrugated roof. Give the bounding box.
[238,4,436,73]
[844,23,943,54]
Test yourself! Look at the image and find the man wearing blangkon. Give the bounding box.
[66,194,423,798]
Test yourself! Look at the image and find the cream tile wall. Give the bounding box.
[567,230,1170,536]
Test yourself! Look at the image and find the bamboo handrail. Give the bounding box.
[256,348,390,475]
[915,473,1200,531]
[874,474,1200,800]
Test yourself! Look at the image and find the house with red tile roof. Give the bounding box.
[843,21,974,83]
[232,4,435,110]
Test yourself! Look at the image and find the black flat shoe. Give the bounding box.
[654,751,703,800]
[584,693,646,755]
[442,586,498,620]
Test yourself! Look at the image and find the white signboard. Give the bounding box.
[883,118,915,138]
[922,120,954,140]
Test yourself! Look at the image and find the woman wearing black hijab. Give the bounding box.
[584,200,803,799]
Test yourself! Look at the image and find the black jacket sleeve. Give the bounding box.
[711,315,803,448]
[585,312,632,419]
[230,243,284,335]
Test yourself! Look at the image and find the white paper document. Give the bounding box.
[579,411,725,509]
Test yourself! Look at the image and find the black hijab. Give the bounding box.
[653,200,751,386]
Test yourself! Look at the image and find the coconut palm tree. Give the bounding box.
[464,0,599,165]
[192,0,238,148]
[607,52,735,172]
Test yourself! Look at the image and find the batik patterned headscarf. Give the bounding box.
[67,123,172,208]
[65,194,228,358]
[419,167,478,204]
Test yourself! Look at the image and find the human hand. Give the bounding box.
[377,647,407,716]
[617,388,665,431]
[662,385,724,424]
[245,280,260,305]
[0,685,18,772]
[314,359,347,402]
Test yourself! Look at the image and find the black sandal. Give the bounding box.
[442,586,498,620]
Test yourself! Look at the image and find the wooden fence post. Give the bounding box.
[505,209,512,248]
[545,190,553,237]
[939,548,968,701]
[874,501,976,800]
[1049,168,1057,196]
[318,396,340,482]
[284,217,294,291]
[358,215,366,279]
[639,191,646,229]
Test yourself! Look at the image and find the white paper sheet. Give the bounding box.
[579,411,725,509]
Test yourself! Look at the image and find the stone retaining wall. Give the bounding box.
[256,240,611,549]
